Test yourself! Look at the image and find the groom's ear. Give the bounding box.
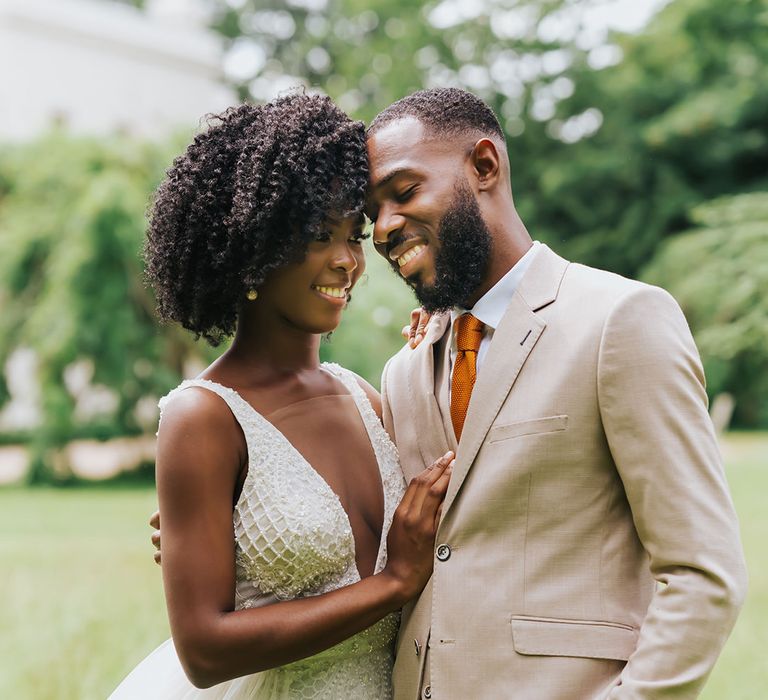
[469,138,502,192]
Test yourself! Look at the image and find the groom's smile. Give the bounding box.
[387,236,432,281]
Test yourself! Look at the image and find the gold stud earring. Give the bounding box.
[246,289,258,301]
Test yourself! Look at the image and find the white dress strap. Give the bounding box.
[158,378,263,440]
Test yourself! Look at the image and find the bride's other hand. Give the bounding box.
[149,510,162,565]
[383,451,454,601]
[401,307,431,349]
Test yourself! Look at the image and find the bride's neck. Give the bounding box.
[224,312,322,374]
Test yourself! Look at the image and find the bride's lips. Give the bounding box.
[311,284,350,305]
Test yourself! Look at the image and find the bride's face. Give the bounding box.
[255,214,367,334]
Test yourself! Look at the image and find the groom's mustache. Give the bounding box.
[384,232,421,261]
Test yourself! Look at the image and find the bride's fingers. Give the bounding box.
[419,460,453,520]
[151,530,161,550]
[396,451,454,522]
[407,453,454,518]
[149,510,160,529]
[434,503,444,530]
[405,308,421,348]
[412,309,430,348]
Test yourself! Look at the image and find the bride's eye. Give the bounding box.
[350,231,371,244]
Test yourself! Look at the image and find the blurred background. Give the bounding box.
[0,0,765,697]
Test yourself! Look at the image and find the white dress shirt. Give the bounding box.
[449,241,540,383]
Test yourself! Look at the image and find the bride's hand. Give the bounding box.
[383,451,454,601]
[149,510,162,565]
[401,307,432,349]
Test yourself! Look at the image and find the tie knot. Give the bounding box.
[455,313,484,353]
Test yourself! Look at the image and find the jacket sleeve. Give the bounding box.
[597,284,747,699]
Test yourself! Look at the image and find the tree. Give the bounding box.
[529,0,768,276]
[641,192,768,427]
[0,131,203,480]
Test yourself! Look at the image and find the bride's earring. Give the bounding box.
[246,289,258,301]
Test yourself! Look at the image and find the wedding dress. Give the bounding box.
[110,363,405,699]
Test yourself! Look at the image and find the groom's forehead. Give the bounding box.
[367,117,457,183]
[367,117,429,157]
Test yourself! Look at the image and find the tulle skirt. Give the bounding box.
[109,638,278,699]
[109,633,395,699]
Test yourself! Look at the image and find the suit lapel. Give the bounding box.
[406,312,452,475]
[440,245,569,518]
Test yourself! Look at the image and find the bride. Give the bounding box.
[110,93,450,699]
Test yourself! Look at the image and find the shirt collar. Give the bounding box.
[451,241,540,330]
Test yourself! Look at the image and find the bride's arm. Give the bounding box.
[156,388,451,690]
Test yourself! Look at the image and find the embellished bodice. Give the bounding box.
[158,363,406,698]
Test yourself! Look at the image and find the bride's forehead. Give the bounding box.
[323,211,365,230]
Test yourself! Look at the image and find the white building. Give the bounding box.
[0,0,235,140]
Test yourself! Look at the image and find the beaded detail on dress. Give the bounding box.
[155,362,405,699]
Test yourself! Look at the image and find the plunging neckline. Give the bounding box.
[186,366,390,582]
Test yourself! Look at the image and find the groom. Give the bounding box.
[365,88,746,699]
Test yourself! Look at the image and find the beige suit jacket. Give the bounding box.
[381,245,747,699]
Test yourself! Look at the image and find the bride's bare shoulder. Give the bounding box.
[156,385,245,475]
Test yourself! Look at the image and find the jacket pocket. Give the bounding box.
[510,615,638,661]
[488,415,568,443]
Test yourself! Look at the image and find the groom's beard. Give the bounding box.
[409,181,493,313]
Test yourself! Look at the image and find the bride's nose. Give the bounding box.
[330,241,359,272]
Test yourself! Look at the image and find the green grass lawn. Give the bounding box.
[0,433,765,699]
[0,486,167,700]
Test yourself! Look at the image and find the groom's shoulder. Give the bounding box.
[560,258,669,310]
[564,259,647,296]
[557,259,684,334]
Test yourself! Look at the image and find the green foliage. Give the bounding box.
[0,132,210,480]
[532,0,768,276]
[642,192,768,426]
[210,0,591,123]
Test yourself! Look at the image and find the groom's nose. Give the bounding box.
[372,209,407,257]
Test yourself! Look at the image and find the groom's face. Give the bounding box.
[365,117,493,312]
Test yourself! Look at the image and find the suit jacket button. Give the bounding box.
[423,685,432,698]
[436,544,451,561]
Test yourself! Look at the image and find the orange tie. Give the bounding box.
[450,313,485,441]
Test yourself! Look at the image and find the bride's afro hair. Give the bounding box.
[144,92,368,345]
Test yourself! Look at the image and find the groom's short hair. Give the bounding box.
[368,87,504,142]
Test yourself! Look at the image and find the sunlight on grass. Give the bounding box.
[702,433,768,699]
[0,488,168,700]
